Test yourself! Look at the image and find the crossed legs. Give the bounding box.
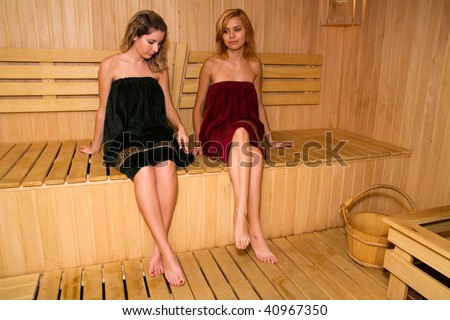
[228,127,278,263]
[133,161,185,286]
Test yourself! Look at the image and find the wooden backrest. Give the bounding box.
[0,48,116,113]
[0,45,179,114]
[0,45,178,142]
[172,44,323,110]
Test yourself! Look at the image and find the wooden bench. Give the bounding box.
[0,44,412,281]
[383,205,450,299]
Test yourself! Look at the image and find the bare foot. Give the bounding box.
[234,213,250,249]
[148,247,164,277]
[161,252,185,286]
[249,232,278,264]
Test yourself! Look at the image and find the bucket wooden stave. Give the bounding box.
[340,184,417,268]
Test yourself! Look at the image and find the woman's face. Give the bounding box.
[222,16,247,51]
[133,29,165,59]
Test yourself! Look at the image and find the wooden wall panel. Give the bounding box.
[0,0,449,226]
[334,0,450,210]
[0,155,411,278]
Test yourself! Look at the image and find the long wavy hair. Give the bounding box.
[120,10,168,73]
[215,8,257,59]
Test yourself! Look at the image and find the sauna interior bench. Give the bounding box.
[0,46,412,281]
[0,128,412,190]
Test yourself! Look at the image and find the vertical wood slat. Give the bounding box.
[177,252,215,300]
[210,247,260,300]
[89,152,108,182]
[0,143,31,181]
[45,140,77,185]
[82,264,103,300]
[22,141,62,187]
[60,267,82,300]
[122,259,148,300]
[0,273,39,300]
[0,142,47,188]
[67,140,90,184]
[226,246,283,300]
[193,250,237,300]
[103,262,125,300]
[0,143,15,160]
[36,270,62,300]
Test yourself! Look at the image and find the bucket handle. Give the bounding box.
[340,184,417,224]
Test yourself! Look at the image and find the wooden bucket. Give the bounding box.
[340,184,417,268]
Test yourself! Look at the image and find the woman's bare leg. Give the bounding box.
[228,128,252,249]
[246,147,278,263]
[133,162,184,286]
[148,161,179,276]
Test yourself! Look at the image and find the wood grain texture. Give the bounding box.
[0,0,448,212]
[0,228,395,300]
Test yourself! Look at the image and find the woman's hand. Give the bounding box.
[176,127,190,153]
[79,145,99,154]
[193,145,203,157]
[191,133,203,156]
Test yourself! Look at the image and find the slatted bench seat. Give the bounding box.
[0,128,411,189]
[0,45,412,281]
[0,140,127,189]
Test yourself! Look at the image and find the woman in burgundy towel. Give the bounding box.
[193,8,291,263]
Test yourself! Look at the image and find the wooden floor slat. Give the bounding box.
[60,267,82,300]
[122,260,148,300]
[1,228,391,300]
[226,245,283,300]
[36,269,61,300]
[103,262,125,300]
[319,228,390,287]
[0,273,39,300]
[178,251,215,300]
[210,247,260,300]
[272,237,351,299]
[287,234,377,299]
[266,239,327,299]
[246,241,309,300]
[301,233,387,299]
[82,264,102,300]
[194,249,237,300]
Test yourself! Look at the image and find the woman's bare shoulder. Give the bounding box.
[203,54,223,67]
[200,55,223,76]
[100,52,124,69]
[248,56,262,67]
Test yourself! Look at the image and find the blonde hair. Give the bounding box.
[215,8,256,59]
[120,10,168,73]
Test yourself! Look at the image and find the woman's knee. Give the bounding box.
[155,160,176,169]
[155,160,177,178]
[232,127,250,141]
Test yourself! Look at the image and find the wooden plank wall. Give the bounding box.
[0,0,449,219]
[0,155,411,278]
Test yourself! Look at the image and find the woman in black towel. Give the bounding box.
[80,10,193,286]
